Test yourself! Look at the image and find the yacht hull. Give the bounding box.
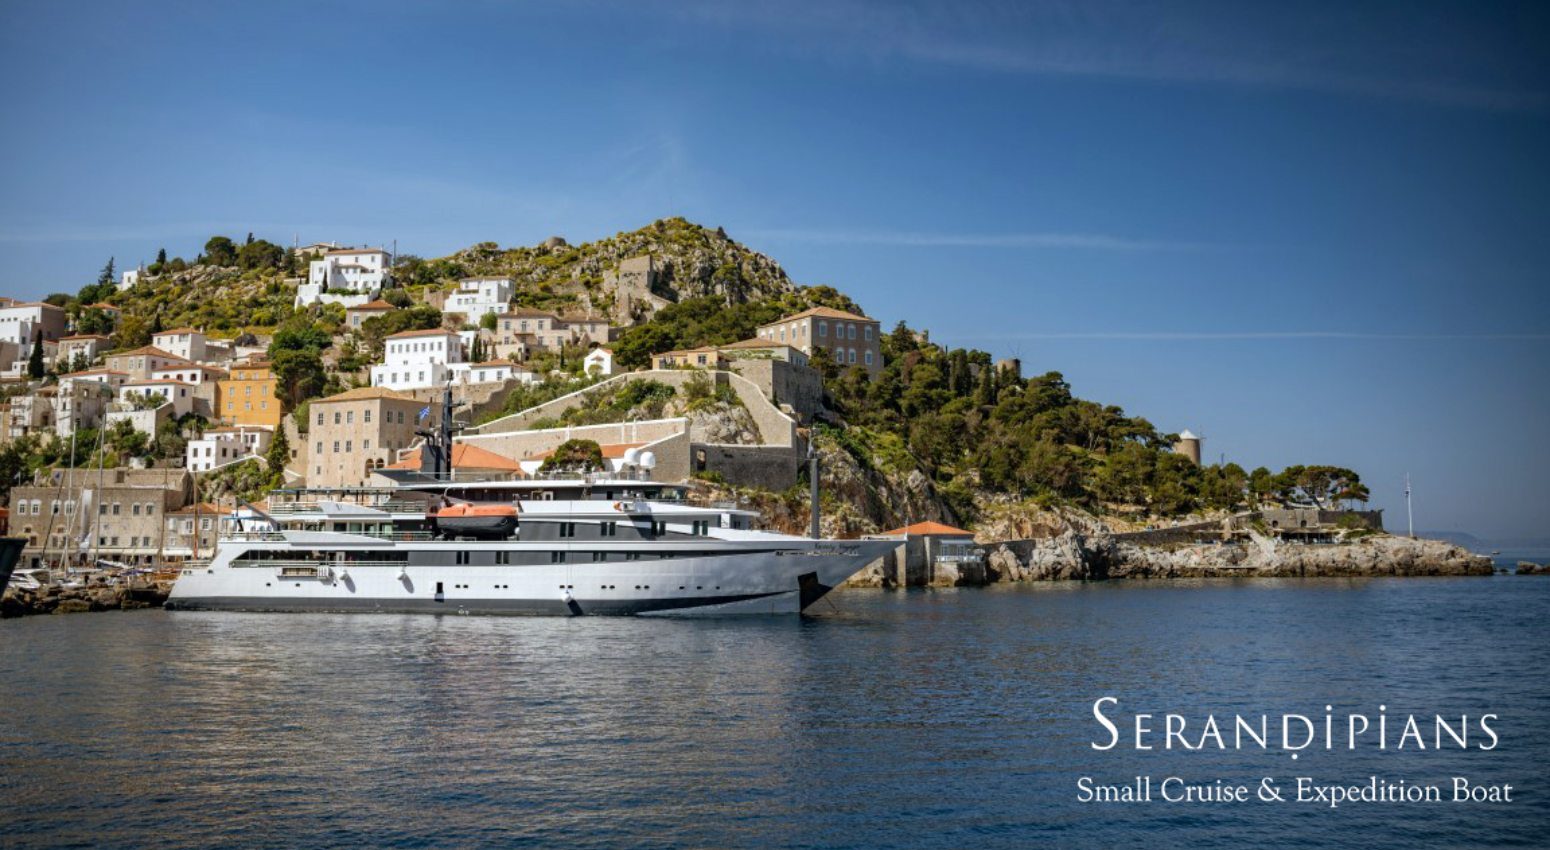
[167,542,890,616]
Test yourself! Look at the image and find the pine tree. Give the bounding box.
[27,332,44,379]
[265,426,291,484]
[97,257,115,288]
[156,248,167,265]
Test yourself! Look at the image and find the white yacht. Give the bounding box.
[166,473,890,616]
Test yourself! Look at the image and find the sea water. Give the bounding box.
[3,575,1547,849]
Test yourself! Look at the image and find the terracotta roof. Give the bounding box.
[153,327,201,336]
[765,306,873,324]
[2,301,65,311]
[469,360,520,368]
[349,300,395,310]
[313,386,419,404]
[88,303,120,311]
[171,502,224,516]
[658,346,723,358]
[531,441,646,461]
[385,443,523,471]
[124,379,196,388]
[719,338,795,350]
[500,308,561,319]
[59,334,111,341]
[152,364,226,374]
[111,346,186,360]
[206,425,272,434]
[63,369,128,378]
[879,520,974,537]
[385,328,458,340]
[325,247,389,256]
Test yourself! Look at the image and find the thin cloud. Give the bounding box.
[953,331,1550,341]
[746,228,1207,251]
[650,0,1547,113]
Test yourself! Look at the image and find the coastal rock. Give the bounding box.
[1518,562,1543,575]
[970,533,1492,584]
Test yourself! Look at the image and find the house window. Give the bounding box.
[847,324,856,340]
[864,350,874,366]
[818,321,827,338]
[364,410,371,423]
[864,326,873,341]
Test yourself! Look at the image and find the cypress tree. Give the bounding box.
[27,332,44,379]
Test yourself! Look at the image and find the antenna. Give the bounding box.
[1404,474,1414,538]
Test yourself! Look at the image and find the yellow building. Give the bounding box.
[216,359,281,427]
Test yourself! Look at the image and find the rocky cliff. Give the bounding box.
[982,533,1492,582]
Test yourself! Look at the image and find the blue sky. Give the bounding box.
[2,1,1546,539]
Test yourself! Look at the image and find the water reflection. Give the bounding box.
[2,578,1547,848]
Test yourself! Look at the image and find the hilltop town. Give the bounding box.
[0,217,1452,588]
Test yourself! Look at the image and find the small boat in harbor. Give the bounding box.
[433,503,519,540]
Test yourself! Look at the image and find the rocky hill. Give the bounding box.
[404,217,796,321]
[94,217,797,337]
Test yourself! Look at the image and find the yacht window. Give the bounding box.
[651,521,666,536]
[559,522,576,538]
[550,551,566,563]
[601,522,617,537]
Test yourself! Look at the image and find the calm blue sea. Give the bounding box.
[3,576,1548,849]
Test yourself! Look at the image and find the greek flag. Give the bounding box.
[418,406,431,422]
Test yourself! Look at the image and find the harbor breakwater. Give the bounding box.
[982,532,1493,582]
[846,532,1494,587]
[2,577,170,618]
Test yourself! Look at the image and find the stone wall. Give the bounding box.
[690,443,806,491]
[732,358,823,423]
[472,369,799,448]
[459,418,688,468]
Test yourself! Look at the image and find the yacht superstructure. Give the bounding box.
[166,475,890,616]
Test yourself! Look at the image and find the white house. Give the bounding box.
[0,301,67,347]
[56,334,111,366]
[583,347,616,377]
[3,339,57,378]
[369,328,465,391]
[118,267,141,290]
[151,328,209,362]
[151,362,226,418]
[117,380,195,417]
[444,277,513,323]
[52,379,117,437]
[295,247,392,308]
[59,369,130,393]
[186,425,273,472]
[448,360,536,386]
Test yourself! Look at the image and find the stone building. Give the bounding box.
[163,502,222,562]
[216,359,282,428]
[10,467,192,570]
[307,386,427,488]
[755,306,881,377]
[600,255,670,323]
[105,346,187,380]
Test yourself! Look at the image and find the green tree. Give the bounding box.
[539,438,604,472]
[237,239,284,270]
[203,236,237,266]
[26,332,44,379]
[98,257,116,288]
[265,425,291,484]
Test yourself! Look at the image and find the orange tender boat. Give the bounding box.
[434,504,519,539]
